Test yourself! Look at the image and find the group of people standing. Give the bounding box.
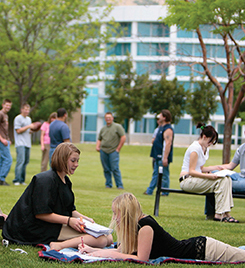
[0,100,34,186]
[0,99,71,186]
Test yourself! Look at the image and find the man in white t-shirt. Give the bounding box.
[13,103,34,185]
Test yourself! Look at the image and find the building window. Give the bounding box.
[108,22,131,37]
[106,43,131,56]
[138,22,169,37]
[84,115,97,131]
[81,88,98,142]
[176,63,192,76]
[136,61,168,75]
[137,43,168,56]
[176,43,193,56]
[174,119,190,134]
[177,29,194,38]
[135,118,156,133]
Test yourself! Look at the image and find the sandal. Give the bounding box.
[221,216,239,223]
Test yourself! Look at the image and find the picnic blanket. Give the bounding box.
[38,244,245,265]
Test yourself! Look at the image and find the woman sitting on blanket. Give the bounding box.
[179,123,238,223]
[2,142,113,248]
[50,193,245,262]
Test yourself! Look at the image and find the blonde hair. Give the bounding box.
[51,143,80,174]
[110,193,144,255]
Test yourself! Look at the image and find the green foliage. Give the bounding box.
[186,80,218,124]
[105,55,152,125]
[0,0,113,117]
[165,0,245,34]
[145,76,188,124]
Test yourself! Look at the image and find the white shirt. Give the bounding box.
[181,140,209,173]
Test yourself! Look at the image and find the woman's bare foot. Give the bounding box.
[49,242,62,251]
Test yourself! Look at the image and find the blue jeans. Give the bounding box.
[100,150,123,188]
[13,146,30,183]
[146,158,170,195]
[0,141,12,182]
[49,147,56,166]
[205,172,245,215]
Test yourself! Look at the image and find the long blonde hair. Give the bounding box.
[110,193,144,254]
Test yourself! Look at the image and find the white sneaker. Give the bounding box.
[13,182,20,186]
[21,182,27,185]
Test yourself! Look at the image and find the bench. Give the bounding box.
[153,167,245,216]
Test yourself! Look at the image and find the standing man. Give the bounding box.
[49,108,70,161]
[13,103,34,186]
[96,112,126,189]
[144,109,174,195]
[0,99,13,186]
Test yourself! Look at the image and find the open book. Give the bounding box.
[214,169,236,178]
[81,218,113,238]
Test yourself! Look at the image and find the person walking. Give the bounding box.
[96,112,126,189]
[49,108,70,162]
[13,103,34,186]
[40,112,57,172]
[0,99,13,186]
[144,109,174,196]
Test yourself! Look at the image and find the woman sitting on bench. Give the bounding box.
[179,123,238,223]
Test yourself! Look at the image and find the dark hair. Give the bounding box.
[57,108,67,118]
[161,109,172,123]
[2,99,12,105]
[105,112,113,116]
[196,123,218,145]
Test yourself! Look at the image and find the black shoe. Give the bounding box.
[0,181,9,186]
[206,215,214,220]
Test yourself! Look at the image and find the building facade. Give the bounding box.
[73,5,244,148]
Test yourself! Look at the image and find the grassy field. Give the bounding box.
[1,143,245,267]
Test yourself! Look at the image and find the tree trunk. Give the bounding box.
[222,120,233,164]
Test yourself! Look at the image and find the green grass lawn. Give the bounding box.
[1,144,245,267]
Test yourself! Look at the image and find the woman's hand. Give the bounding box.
[78,243,95,254]
[206,173,219,180]
[82,215,94,223]
[69,217,86,232]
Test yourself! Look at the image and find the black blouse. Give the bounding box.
[138,216,206,260]
[2,169,76,245]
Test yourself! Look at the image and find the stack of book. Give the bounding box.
[82,219,113,238]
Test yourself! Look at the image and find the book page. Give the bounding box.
[82,219,113,235]
[214,169,236,177]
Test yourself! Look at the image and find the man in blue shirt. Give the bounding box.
[144,109,174,195]
[49,108,70,161]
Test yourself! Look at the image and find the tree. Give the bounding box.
[186,80,218,125]
[164,0,245,163]
[0,0,112,117]
[144,75,187,124]
[105,55,152,142]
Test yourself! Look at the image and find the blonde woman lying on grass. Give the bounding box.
[50,193,245,262]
